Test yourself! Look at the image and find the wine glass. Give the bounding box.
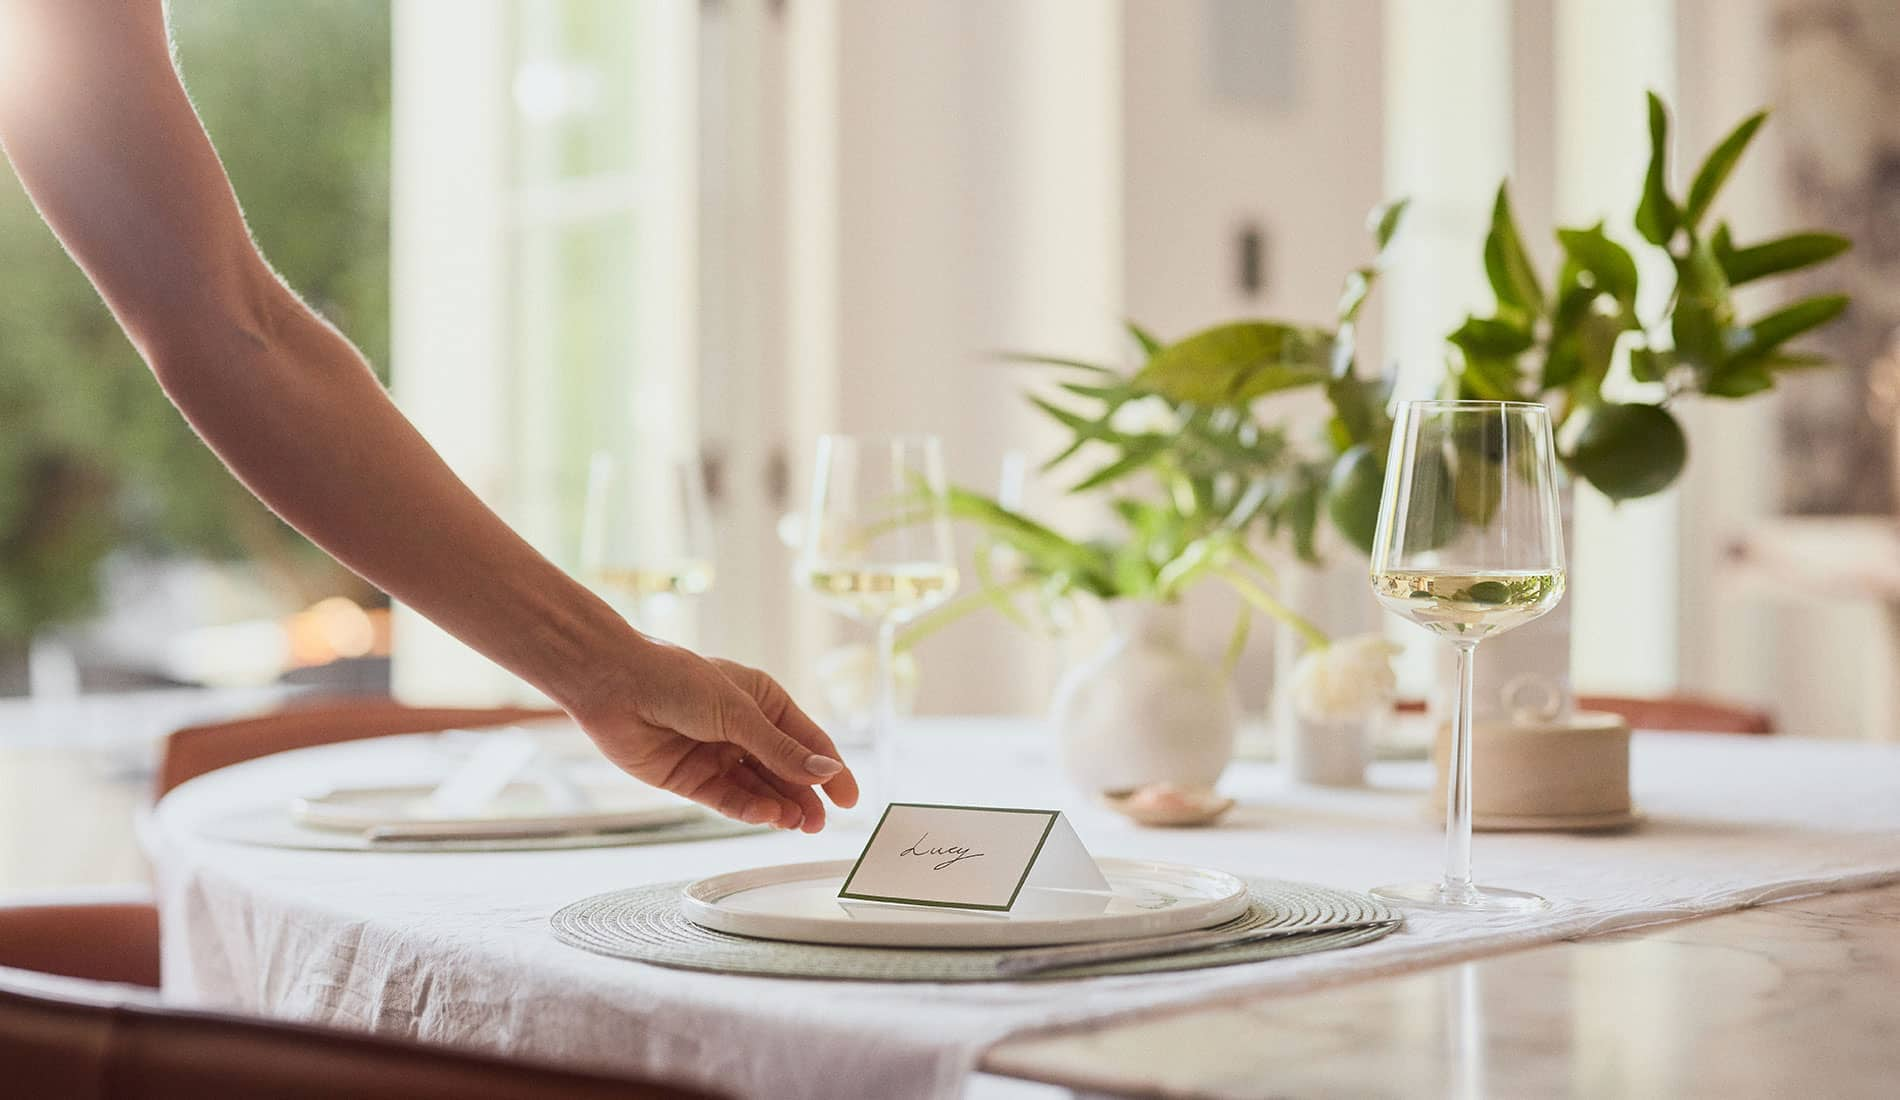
[1368,400,1566,911]
[579,451,715,642]
[799,434,958,814]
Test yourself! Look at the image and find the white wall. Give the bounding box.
[1119,0,1389,701]
[784,0,1123,713]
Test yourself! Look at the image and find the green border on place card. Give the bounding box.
[836,802,1062,912]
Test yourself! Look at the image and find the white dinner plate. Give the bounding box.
[291,782,700,837]
[680,858,1250,948]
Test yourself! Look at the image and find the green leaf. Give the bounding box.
[1282,477,1322,564]
[1705,361,1774,397]
[1556,223,1639,306]
[940,486,1094,573]
[1336,267,1376,328]
[1679,235,1731,303]
[1568,312,1626,405]
[1731,294,1849,359]
[1069,437,1167,493]
[1154,536,1224,596]
[1483,183,1546,318]
[1056,380,1129,403]
[1027,395,1097,434]
[1125,321,1164,359]
[999,352,1117,375]
[1635,91,1679,246]
[1325,372,1391,449]
[1112,541,1156,596]
[1540,281,1601,389]
[1459,355,1523,401]
[1763,351,1835,371]
[1369,197,1410,251]
[1683,110,1767,229]
[1038,436,1087,472]
[970,545,1034,630]
[1630,345,1672,384]
[1672,298,1726,370]
[1135,321,1333,407]
[1715,230,1851,285]
[1449,315,1535,359]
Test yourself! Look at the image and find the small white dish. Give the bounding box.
[291,782,699,837]
[680,858,1250,948]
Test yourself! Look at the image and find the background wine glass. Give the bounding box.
[799,434,958,816]
[579,451,715,643]
[1368,400,1566,911]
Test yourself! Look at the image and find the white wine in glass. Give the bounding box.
[800,435,958,817]
[580,452,716,641]
[1369,400,1566,912]
[804,562,960,621]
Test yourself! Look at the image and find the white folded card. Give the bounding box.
[837,802,1111,912]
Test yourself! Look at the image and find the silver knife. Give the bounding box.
[996,915,1402,977]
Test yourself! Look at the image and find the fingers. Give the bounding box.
[713,684,847,788]
[715,660,861,809]
[743,759,826,833]
[728,763,816,832]
[660,742,789,827]
[640,651,844,787]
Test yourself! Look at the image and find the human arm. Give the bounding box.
[0,0,854,829]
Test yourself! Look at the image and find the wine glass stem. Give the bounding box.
[871,616,900,804]
[1442,639,1479,900]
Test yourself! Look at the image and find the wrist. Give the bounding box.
[516,582,657,720]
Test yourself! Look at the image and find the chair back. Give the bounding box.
[156,700,561,799]
[0,900,160,988]
[1575,694,1775,735]
[0,980,720,1100]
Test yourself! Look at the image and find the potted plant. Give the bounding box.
[897,328,1338,797]
[1134,92,1851,737]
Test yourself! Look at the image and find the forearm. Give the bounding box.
[0,0,639,712]
[152,293,643,711]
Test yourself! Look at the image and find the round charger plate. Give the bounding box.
[679,858,1249,948]
[551,876,1400,982]
[291,782,699,837]
[196,804,764,852]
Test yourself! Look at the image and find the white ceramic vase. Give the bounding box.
[1051,601,1238,794]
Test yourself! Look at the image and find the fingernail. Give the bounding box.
[804,753,844,777]
[745,799,778,824]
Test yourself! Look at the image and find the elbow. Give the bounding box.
[131,275,300,390]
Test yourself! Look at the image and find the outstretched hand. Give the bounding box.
[570,641,859,833]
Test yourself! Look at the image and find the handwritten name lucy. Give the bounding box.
[898,833,984,870]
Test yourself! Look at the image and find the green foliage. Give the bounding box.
[1133,201,1409,561]
[1450,93,1850,502]
[0,1,390,641]
[905,324,1333,657]
[911,94,1853,655]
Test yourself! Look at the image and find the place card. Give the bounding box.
[837,802,1111,912]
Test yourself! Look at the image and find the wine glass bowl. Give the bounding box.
[1368,400,1566,912]
[799,434,958,817]
[579,452,716,640]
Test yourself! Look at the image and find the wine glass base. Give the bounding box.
[1370,882,1550,912]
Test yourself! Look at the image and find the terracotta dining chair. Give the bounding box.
[0,895,722,1099]
[155,698,563,799]
[1573,694,1776,735]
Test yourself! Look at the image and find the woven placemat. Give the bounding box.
[195,806,765,853]
[550,877,1400,981]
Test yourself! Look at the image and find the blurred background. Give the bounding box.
[3,0,1897,745]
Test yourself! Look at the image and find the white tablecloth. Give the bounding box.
[146,720,1900,1099]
